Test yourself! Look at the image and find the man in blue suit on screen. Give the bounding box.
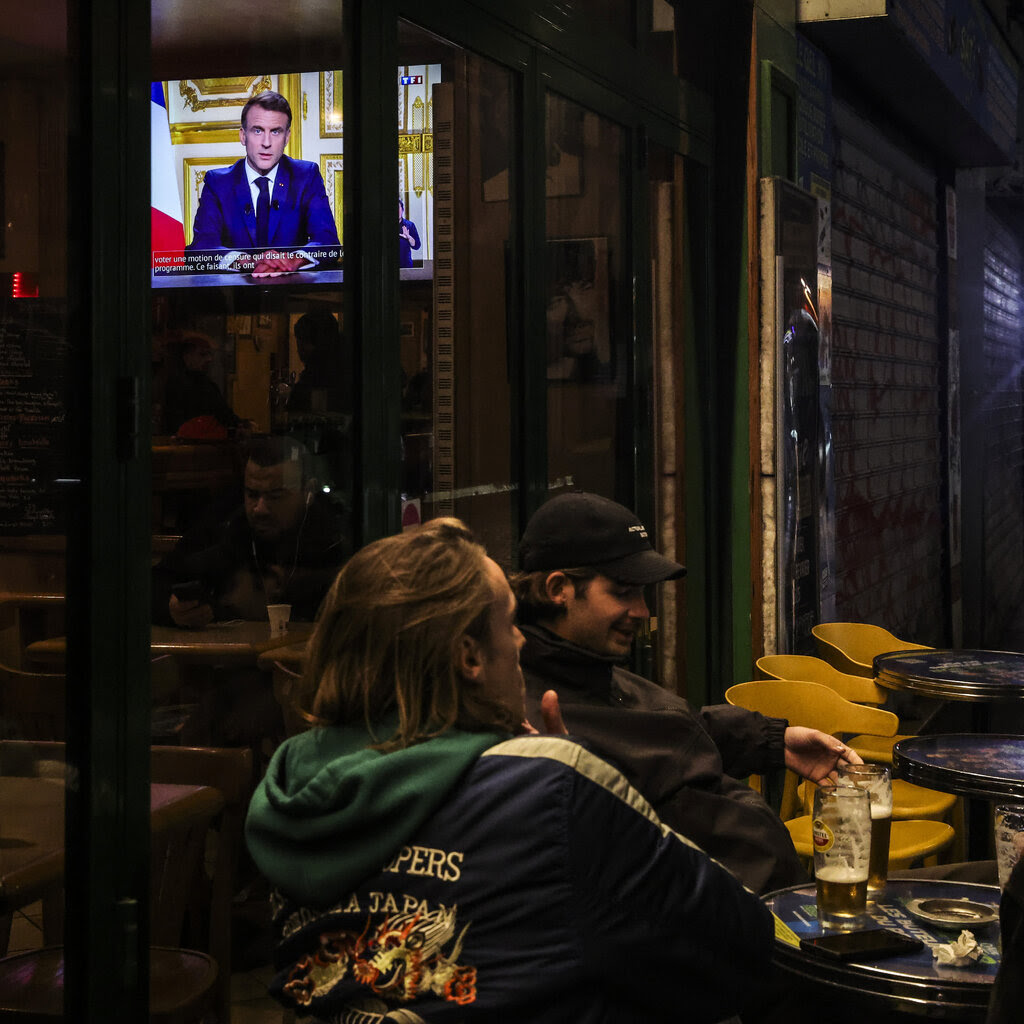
[187,91,340,276]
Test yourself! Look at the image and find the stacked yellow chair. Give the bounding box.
[811,621,930,678]
[809,623,931,764]
[725,679,955,871]
[757,652,913,766]
[757,653,887,705]
[755,653,958,821]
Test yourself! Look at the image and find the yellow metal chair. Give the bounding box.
[724,679,955,868]
[784,811,954,871]
[725,678,899,822]
[729,677,955,820]
[756,652,915,764]
[811,621,930,678]
[794,776,954,822]
[809,624,934,767]
[756,654,887,704]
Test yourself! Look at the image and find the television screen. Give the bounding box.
[151,67,438,288]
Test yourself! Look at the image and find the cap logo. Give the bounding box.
[628,524,648,538]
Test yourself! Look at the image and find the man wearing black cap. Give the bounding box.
[512,491,859,895]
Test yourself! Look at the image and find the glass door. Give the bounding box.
[396,19,519,568]
[544,91,630,505]
[0,0,73,981]
[0,0,155,1016]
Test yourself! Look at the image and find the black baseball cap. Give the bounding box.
[519,492,686,585]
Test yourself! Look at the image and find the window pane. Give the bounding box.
[545,92,627,502]
[0,0,71,986]
[149,6,353,746]
[646,0,677,74]
[398,21,518,568]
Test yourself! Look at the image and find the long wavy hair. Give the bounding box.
[300,518,514,750]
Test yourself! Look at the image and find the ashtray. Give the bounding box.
[905,898,999,930]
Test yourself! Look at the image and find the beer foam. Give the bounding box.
[815,864,868,883]
[839,767,892,814]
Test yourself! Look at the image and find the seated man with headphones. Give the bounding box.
[153,436,349,753]
[153,435,349,628]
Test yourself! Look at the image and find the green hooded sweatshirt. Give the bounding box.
[245,721,505,908]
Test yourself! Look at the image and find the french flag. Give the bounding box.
[151,82,185,267]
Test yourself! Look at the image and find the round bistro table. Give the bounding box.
[874,649,1024,703]
[893,735,1024,802]
[764,879,1002,1021]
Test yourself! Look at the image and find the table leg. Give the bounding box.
[965,797,994,862]
[970,702,990,732]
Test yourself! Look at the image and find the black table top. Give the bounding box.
[874,649,1024,702]
[764,879,1001,1020]
[893,734,1024,801]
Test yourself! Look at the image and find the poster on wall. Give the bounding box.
[760,178,823,655]
[545,237,611,382]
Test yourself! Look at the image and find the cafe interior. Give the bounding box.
[1,0,1024,1021]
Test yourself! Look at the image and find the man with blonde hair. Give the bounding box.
[246,518,771,1023]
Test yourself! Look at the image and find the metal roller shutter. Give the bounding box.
[829,98,945,640]
[981,211,1024,643]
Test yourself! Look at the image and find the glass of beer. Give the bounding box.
[812,783,871,930]
[994,805,1024,890]
[838,764,893,894]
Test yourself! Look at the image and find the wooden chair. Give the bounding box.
[0,740,68,956]
[150,655,197,742]
[0,661,65,741]
[0,783,225,1022]
[0,594,65,671]
[0,743,250,1024]
[725,679,955,870]
[150,745,252,1024]
[811,621,930,678]
[1,656,195,745]
[267,658,312,737]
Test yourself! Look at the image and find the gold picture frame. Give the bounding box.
[181,156,235,247]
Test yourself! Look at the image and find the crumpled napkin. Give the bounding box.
[931,929,982,967]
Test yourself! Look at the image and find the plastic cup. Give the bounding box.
[813,784,871,930]
[267,604,292,638]
[838,763,893,893]
[994,804,1024,890]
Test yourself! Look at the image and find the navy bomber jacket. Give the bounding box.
[247,727,773,1024]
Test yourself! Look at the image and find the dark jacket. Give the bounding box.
[988,855,1024,1023]
[187,155,340,252]
[521,624,806,894]
[163,368,241,435]
[245,723,773,1023]
[398,216,421,268]
[152,497,347,625]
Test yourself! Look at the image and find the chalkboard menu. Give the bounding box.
[0,303,71,533]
